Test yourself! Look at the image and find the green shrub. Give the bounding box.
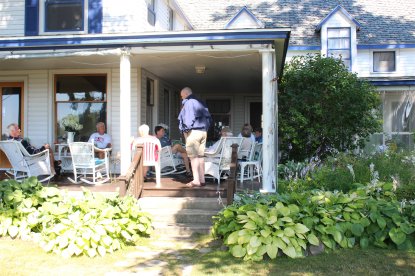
[396,185,415,201]
[0,178,152,258]
[213,183,415,261]
[279,151,415,193]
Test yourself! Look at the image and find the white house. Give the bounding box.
[0,0,292,192]
[0,0,414,191]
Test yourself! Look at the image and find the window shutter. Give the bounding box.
[88,0,103,33]
[25,0,39,36]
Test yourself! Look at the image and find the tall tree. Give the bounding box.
[279,55,381,162]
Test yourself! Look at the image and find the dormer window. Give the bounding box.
[373,51,396,72]
[327,27,351,69]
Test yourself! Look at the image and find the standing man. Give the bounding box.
[178,87,212,187]
[88,122,112,159]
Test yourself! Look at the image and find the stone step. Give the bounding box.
[138,197,226,211]
[143,208,219,224]
[151,222,212,238]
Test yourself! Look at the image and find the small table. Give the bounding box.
[54,143,73,172]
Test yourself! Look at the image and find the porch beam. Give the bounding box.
[261,49,277,193]
[120,49,131,174]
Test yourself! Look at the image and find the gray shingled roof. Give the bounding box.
[176,0,415,45]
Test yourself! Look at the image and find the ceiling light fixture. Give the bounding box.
[195,65,206,74]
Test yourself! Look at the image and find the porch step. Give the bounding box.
[138,197,225,238]
[151,222,212,237]
[138,197,225,211]
[141,183,227,198]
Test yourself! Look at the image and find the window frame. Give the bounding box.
[326,27,351,70]
[372,50,397,73]
[39,0,88,35]
[206,98,232,141]
[168,7,174,31]
[147,0,156,26]
[54,74,108,142]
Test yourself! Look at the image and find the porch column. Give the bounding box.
[261,49,277,193]
[120,49,131,174]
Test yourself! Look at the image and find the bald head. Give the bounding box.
[180,87,192,100]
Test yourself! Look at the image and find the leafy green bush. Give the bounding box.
[0,178,152,258]
[279,152,415,193]
[213,183,415,261]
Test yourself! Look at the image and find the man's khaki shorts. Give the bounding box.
[185,130,207,158]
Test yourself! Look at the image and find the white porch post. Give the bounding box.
[120,49,131,174]
[261,49,277,193]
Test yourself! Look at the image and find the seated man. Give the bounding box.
[7,123,60,175]
[154,125,192,177]
[88,122,112,159]
[254,128,263,143]
[133,124,160,182]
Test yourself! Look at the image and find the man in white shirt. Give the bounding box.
[88,122,112,158]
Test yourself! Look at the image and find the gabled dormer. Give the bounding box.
[225,6,264,29]
[316,5,361,71]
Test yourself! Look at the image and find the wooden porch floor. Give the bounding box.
[0,171,262,198]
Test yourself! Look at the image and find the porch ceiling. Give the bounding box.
[0,50,262,93]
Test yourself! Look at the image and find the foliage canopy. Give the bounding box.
[279,55,381,162]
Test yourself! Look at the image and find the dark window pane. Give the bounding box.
[55,74,107,143]
[373,51,395,72]
[2,87,21,140]
[57,102,107,143]
[56,75,106,101]
[45,0,83,32]
[206,99,231,141]
[206,99,231,113]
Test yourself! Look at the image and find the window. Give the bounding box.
[373,51,396,72]
[42,0,86,33]
[147,0,156,26]
[146,78,155,106]
[327,27,351,69]
[206,99,231,141]
[55,75,107,142]
[168,7,174,31]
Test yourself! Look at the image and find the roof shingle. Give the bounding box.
[176,0,415,45]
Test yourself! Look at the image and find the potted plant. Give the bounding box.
[60,114,83,143]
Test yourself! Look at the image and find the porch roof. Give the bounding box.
[0,28,290,90]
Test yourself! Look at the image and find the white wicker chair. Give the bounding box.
[239,142,263,184]
[68,142,111,185]
[204,137,243,185]
[0,140,54,183]
[159,146,186,175]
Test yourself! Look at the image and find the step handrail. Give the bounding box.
[118,144,144,198]
[225,143,238,205]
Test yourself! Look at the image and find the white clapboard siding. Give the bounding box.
[355,48,415,78]
[0,0,24,36]
[102,0,174,33]
[26,71,50,147]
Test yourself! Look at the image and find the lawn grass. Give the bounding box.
[1,235,415,276]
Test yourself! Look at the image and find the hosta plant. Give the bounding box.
[213,183,415,260]
[0,178,152,258]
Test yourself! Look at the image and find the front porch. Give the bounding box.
[40,172,262,198]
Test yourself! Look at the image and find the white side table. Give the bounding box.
[54,143,73,172]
